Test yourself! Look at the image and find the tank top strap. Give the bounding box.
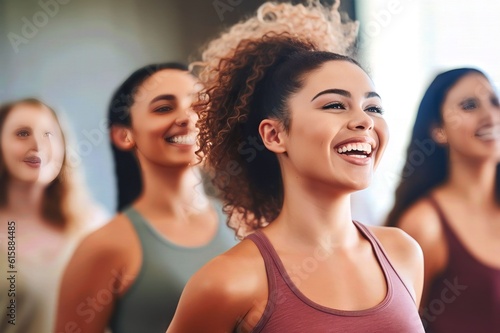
[426,196,454,235]
[245,231,279,331]
[122,206,150,242]
[353,221,415,304]
[426,195,464,252]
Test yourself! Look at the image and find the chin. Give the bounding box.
[345,178,371,192]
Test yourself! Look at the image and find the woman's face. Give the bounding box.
[280,60,389,192]
[128,69,200,168]
[1,103,65,185]
[439,73,500,162]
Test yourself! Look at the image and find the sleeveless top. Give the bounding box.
[109,200,237,333]
[245,221,425,332]
[423,197,500,333]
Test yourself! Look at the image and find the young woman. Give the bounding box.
[195,0,377,224]
[386,68,500,332]
[167,34,424,332]
[0,98,105,333]
[55,63,237,333]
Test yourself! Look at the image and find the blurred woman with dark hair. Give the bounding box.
[387,68,500,332]
[56,63,236,333]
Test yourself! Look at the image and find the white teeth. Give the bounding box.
[167,135,196,145]
[350,154,368,159]
[476,127,500,140]
[336,142,372,155]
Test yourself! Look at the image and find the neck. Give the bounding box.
[270,174,356,248]
[446,153,498,205]
[4,179,45,218]
[134,162,209,217]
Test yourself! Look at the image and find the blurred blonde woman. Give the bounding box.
[0,98,107,333]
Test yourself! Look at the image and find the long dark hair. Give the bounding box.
[386,68,500,227]
[107,62,189,212]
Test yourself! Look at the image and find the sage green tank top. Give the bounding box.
[109,199,237,333]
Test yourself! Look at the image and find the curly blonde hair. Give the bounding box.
[193,1,358,82]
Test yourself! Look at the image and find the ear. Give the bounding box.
[258,119,287,154]
[431,127,448,145]
[110,125,135,151]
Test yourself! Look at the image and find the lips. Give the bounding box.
[333,137,377,166]
[24,156,41,167]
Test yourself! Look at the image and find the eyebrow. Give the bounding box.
[310,89,381,102]
[149,94,176,105]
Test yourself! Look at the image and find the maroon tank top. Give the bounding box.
[245,221,425,332]
[424,197,500,333]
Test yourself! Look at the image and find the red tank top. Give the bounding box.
[424,197,500,333]
[245,221,425,332]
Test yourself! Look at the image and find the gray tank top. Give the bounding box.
[109,199,237,333]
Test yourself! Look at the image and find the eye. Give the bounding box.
[323,102,346,110]
[365,105,384,115]
[44,131,53,137]
[154,105,174,113]
[460,98,478,110]
[17,130,29,137]
[490,95,500,108]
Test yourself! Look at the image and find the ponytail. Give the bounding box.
[197,33,359,237]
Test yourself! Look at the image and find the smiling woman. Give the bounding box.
[55,63,237,333]
[166,34,425,333]
[387,68,500,333]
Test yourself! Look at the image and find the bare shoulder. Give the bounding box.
[70,213,136,266]
[56,213,140,332]
[367,224,423,266]
[168,237,267,332]
[186,237,265,304]
[397,198,443,246]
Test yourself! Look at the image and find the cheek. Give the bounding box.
[375,118,389,150]
[52,140,66,165]
[1,139,25,162]
[443,116,475,142]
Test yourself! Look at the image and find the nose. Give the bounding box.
[29,133,41,151]
[175,104,197,127]
[481,99,500,124]
[347,107,374,131]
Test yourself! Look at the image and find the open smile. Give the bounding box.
[164,134,197,145]
[334,139,376,166]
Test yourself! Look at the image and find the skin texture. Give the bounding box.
[55,70,220,333]
[397,73,500,309]
[166,61,423,333]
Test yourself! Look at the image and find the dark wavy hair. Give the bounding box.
[0,98,69,227]
[386,68,500,227]
[196,33,362,237]
[107,62,189,212]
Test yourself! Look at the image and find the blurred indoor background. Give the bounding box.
[1,0,498,224]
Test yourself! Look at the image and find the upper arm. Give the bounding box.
[396,200,447,308]
[167,246,262,333]
[55,227,126,333]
